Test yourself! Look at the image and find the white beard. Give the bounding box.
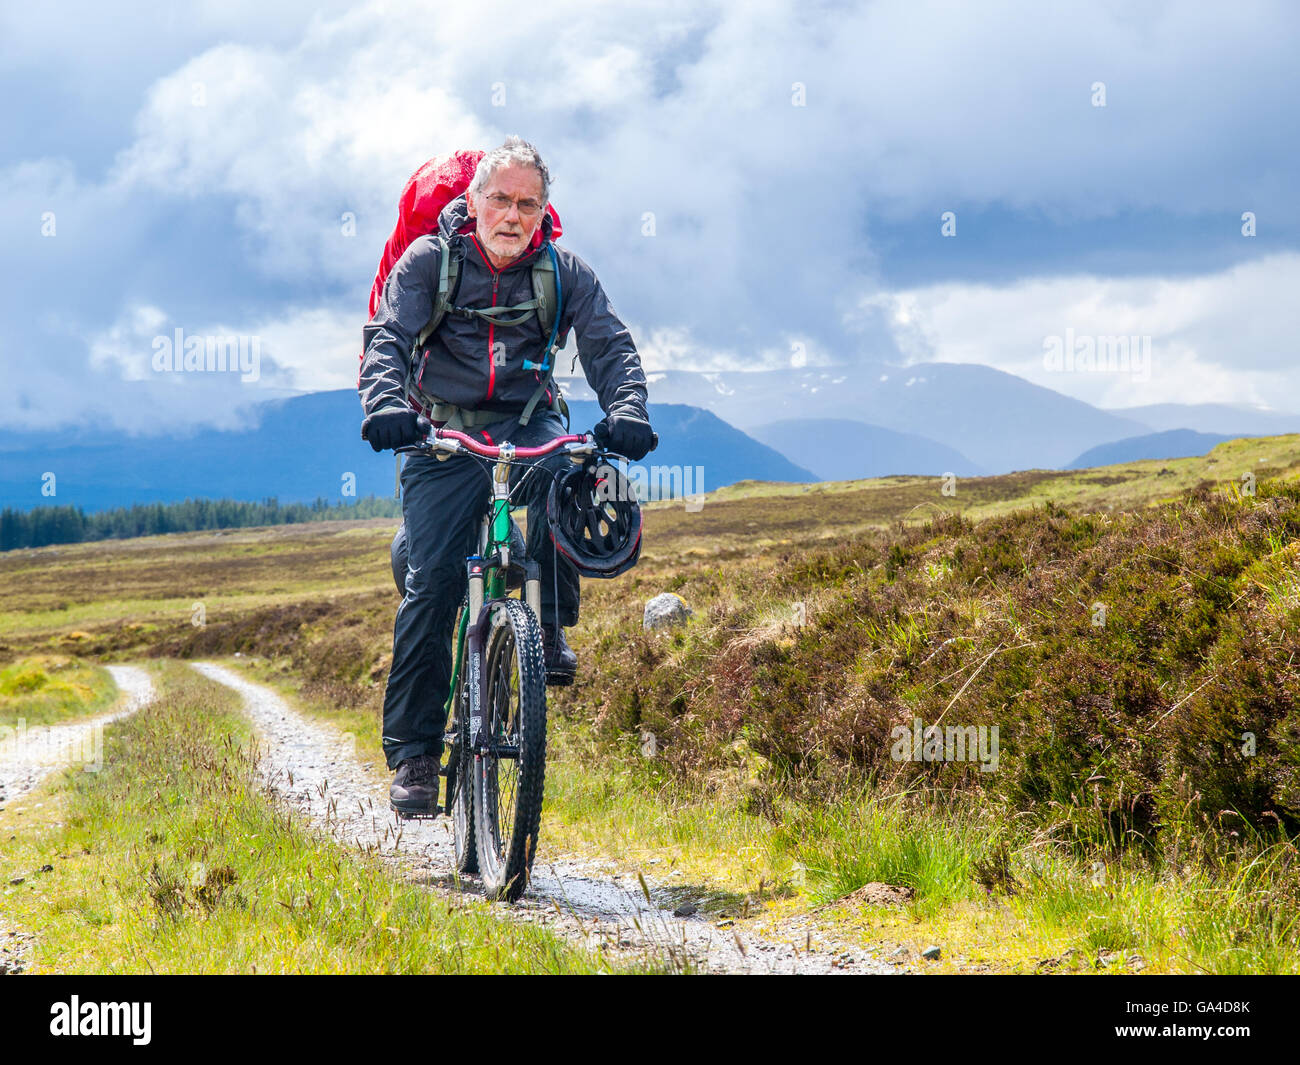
[479,225,530,262]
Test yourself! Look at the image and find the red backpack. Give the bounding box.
[367,149,563,317]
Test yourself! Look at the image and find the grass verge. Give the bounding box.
[0,655,117,726]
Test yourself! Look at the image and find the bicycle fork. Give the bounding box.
[462,576,523,764]
[466,556,486,759]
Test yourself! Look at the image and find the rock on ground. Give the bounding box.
[643,593,692,631]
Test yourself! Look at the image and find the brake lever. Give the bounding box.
[393,415,440,456]
[590,431,658,462]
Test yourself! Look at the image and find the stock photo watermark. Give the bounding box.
[0,718,106,773]
[49,997,151,1045]
[890,718,1000,773]
[152,328,261,382]
[596,461,706,512]
[1042,328,1151,382]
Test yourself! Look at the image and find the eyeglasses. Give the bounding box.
[484,192,543,218]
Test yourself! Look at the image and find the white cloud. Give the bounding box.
[4,0,1300,432]
[88,305,169,380]
[85,299,360,392]
[861,253,1300,410]
[249,305,362,391]
[101,0,1300,296]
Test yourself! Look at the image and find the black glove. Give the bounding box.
[362,407,421,452]
[593,414,655,461]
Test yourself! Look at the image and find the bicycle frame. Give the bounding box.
[444,449,542,731]
[399,431,594,752]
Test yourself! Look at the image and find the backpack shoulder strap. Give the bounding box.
[405,236,458,418]
[416,236,458,350]
[519,242,564,425]
[530,248,559,339]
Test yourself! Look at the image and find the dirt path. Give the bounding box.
[193,661,899,975]
[1,665,155,974]
[0,665,154,810]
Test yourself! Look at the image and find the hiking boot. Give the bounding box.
[390,753,439,816]
[541,624,577,686]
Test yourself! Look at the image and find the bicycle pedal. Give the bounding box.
[391,803,440,821]
[545,671,575,687]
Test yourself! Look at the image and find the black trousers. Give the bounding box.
[381,409,580,769]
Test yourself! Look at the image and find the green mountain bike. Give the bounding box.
[400,423,597,901]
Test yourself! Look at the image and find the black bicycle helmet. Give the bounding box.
[390,522,408,594]
[546,461,642,578]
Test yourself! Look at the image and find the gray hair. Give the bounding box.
[468,136,551,206]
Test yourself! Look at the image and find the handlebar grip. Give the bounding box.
[416,416,433,438]
[650,431,659,452]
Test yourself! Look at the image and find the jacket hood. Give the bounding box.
[437,192,557,254]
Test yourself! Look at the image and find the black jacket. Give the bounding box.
[360,194,648,423]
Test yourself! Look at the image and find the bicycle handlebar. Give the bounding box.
[397,417,658,460]
[428,424,592,458]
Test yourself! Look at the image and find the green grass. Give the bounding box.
[787,789,1001,912]
[0,655,118,726]
[563,475,1300,846]
[8,432,1299,657]
[1019,838,1300,974]
[0,519,398,644]
[540,736,1300,973]
[704,433,1300,518]
[0,663,660,974]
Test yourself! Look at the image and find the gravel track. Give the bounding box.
[193,661,898,975]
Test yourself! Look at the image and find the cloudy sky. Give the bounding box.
[3,0,1298,434]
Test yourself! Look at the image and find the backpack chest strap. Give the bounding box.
[409,237,565,427]
[448,300,541,327]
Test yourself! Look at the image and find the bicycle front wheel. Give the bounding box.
[473,598,547,902]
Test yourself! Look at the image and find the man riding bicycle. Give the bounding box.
[359,137,653,815]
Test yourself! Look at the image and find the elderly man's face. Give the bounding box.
[467,164,546,268]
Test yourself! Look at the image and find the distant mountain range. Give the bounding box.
[559,363,1147,472]
[0,391,811,513]
[749,419,984,480]
[559,364,1300,474]
[1065,429,1237,469]
[1100,403,1300,437]
[562,401,814,492]
[4,367,1297,514]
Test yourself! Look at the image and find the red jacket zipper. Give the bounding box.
[470,234,502,402]
[487,271,499,401]
[471,232,541,404]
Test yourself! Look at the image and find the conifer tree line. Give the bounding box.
[0,496,402,551]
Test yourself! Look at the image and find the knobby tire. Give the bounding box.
[474,598,547,902]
